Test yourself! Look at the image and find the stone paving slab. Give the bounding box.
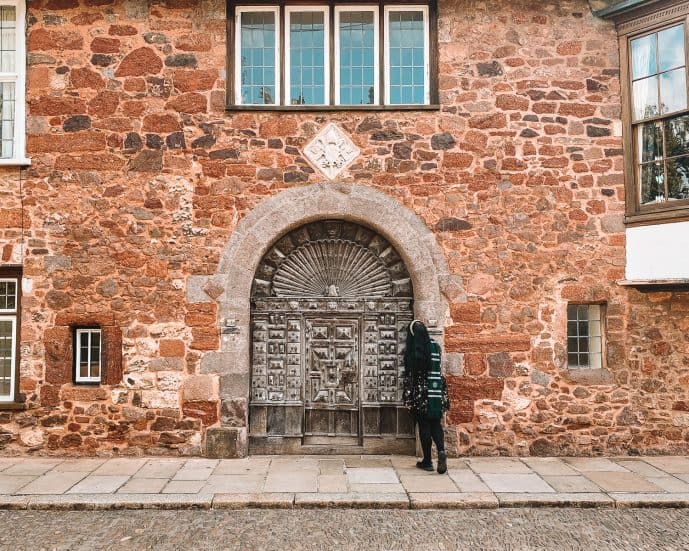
[294,492,409,509]
[213,493,295,509]
[0,455,689,510]
[409,492,498,509]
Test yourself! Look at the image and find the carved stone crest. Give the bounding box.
[303,123,360,180]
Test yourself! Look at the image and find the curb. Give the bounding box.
[1,492,689,511]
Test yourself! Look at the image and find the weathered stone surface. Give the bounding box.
[1,0,682,461]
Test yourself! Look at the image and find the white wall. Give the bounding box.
[626,220,689,280]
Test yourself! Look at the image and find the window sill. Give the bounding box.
[619,279,689,291]
[0,402,26,411]
[225,104,441,112]
[625,207,689,227]
[0,158,31,167]
[562,368,614,385]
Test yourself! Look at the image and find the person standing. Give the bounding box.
[403,320,450,474]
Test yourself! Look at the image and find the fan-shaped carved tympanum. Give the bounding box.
[252,220,413,299]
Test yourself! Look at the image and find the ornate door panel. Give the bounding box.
[249,220,416,454]
[304,318,359,445]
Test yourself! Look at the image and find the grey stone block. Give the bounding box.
[205,427,247,458]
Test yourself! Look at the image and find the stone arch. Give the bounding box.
[195,183,457,457]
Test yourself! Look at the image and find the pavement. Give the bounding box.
[2,454,689,510]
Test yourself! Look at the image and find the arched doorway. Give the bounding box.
[249,219,416,454]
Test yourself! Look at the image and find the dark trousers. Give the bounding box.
[416,414,445,462]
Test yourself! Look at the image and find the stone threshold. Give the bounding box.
[2,492,689,511]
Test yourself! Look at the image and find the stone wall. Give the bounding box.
[0,0,687,457]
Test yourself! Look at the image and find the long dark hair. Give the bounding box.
[404,320,432,377]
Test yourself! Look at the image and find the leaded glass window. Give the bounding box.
[385,6,428,105]
[286,8,329,105]
[230,3,433,108]
[567,305,604,370]
[336,7,378,105]
[235,7,279,105]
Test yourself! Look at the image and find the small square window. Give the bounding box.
[74,328,102,384]
[567,304,604,370]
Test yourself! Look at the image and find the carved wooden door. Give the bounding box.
[304,318,360,445]
[249,220,416,454]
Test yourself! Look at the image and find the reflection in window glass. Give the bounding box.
[658,24,685,73]
[660,68,687,115]
[638,114,689,204]
[633,75,659,120]
[289,11,326,105]
[388,10,426,105]
[631,33,656,80]
[239,11,277,105]
[339,11,375,105]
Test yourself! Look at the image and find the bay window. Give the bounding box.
[618,2,689,223]
[229,2,436,109]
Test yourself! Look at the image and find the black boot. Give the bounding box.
[416,460,434,472]
[437,452,447,474]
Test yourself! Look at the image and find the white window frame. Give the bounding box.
[75,328,102,384]
[0,1,28,166]
[567,304,605,370]
[0,315,16,402]
[334,5,379,106]
[285,5,330,106]
[0,277,17,314]
[234,5,281,106]
[383,4,430,106]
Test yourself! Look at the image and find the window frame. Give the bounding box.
[0,1,28,166]
[73,327,102,385]
[618,1,689,226]
[383,3,430,106]
[334,4,380,106]
[0,268,21,406]
[226,0,439,111]
[285,5,331,106]
[566,303,606,371]
[234,5,281,107]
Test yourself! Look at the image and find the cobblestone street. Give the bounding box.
[1,508,688,550]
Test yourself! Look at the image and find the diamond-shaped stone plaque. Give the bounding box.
[303,123,360,180]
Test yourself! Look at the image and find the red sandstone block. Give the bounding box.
[29,28,83,50]
[173,69,217,92]
[109,24,138,36]
[143,113,182,133]
[55,153,125,171]
[496,94,529,111]
[450,303,481,324]
[160,339,185,358]
[559,103,597,118]
[445,331,531,353]
[70,67,106,90]
[72,13,103,25]
[443,152,473,169]
[44,326,72,385]
[29,96,86,116]
[88,91,120,117]
[175,33,212,52]
[465,353,486,376]
[446,375,504,423]
[468,113,507,129]
[260,118,299,136]
[191,327,219,351]
[182,401,219,425]
[166,92,208,114]
[556,41,582,55]
[54,312,115,326]
[115,47,163,77]
[1,244,11,261]
[61,386,109,402]
[91,36,121,54]
[0,209,22,229]
[28,132,107,154]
